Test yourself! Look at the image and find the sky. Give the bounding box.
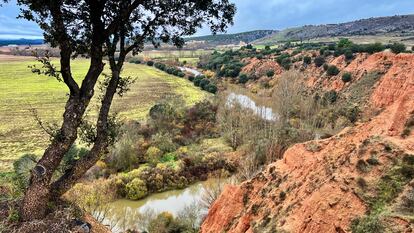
[0,0,414,39]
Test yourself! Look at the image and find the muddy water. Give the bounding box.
[103,179,220,232]
[178,66,202,76]
[225,84,278,121]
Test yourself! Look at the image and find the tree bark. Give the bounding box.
[21,97,84,220]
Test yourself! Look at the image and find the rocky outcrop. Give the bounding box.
[201,53,414,233]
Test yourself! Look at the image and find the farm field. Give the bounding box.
[0,57,210,171]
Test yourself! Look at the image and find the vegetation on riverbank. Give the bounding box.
[0,60,209,171]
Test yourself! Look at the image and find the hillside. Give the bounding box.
[255,14,414,44]
[186,30,277,46]
[201,51,414,232]
[0,39,44,46]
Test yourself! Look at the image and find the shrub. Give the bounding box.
[238,74,249,84]
[199,79,211,90]
[147,60,154,66]
[151,133,177,153]
[344,49,353,60]
[188,76,195,82]
[145,146,162,164]
[279,191,286,201]
[303,56,312,65]
[390,43,406,54]
[129,58,142,64]
[276,53,290,65]
[326,65,340,76]
[264,45,271,50]
[177,71,185,77]
[342,72,352,82]
[266,70,275,77]
[280,58,291,70]
[356,159,369,173]
[193,77,202,86]
[108,136,139,171]
[357,177,367,189]
[205,84,218,94]
[323,63,329,71]
[364,43,385,54]
[160,153,177,163]
[366,156,380,166]
[350,215,384,233]
[314,56,325,67]
[323,90,338,104]
[126,178,148,200]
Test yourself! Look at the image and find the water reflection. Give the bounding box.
[103,180,215,232]
[178,67,202,76]
[226,92,278,121]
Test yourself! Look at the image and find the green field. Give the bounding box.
[0,58,209,170]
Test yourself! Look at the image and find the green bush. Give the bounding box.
[151,133,177,153]
[314,56,325,67]
[266,70,275,77]
[344,49,354,60]
[326,65,340,76]
[145,146,163,164]
[303,56,312,65]
[342,72,352,83]
[147,60,154,66]
[238,74,249,84]
[126,178,148,200]
[276,53,290,65]
[205,84,218,94]
[128,58,142,64]
[350,215,384,233]
[193,77,203,86]
[160,153,177,163]
[390,43,406,54]
[280,58,291,70]
[199,79,210,90]
[323,63,329,71]
[323,90,338,104]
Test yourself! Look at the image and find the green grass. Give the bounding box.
[0,59,209,170]
[133,49,211,60]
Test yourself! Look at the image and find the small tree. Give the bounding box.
[390,43,406,54]
[342,72,352,83]
[266,70,275,77]
[314,56,325,67]
[239,74,249,84]
[5,0,235,221]
[327,65,340,76]
[303,56,312,65]
[344,50,353,60]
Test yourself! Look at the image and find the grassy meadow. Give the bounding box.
[0,57,209,170]
[131,49,212,66]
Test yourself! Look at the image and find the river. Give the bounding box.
[225,84,278,121]
[102,179,223,232]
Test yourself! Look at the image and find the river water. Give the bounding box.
[178,66,202,76]
[102,179,221,232]
[225,85,278,121]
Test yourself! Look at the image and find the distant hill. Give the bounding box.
[0,39,44,46]
[186,30,277,46]
[255,14,414,44]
